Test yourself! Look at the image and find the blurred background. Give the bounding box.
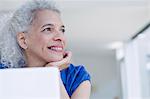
[0,0,149,99]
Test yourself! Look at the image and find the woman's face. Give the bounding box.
[25,10,66,63]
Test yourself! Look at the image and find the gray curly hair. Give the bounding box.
[0,0,60,68]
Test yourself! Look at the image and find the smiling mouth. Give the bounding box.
[47,46,63,52]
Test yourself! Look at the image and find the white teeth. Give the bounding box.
[50,47,63,51]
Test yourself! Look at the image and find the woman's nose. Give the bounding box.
[53,31,65,42]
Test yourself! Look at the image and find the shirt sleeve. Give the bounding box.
[61,64,91,97]
[71,65,91,95]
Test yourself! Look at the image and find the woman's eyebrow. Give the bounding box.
[41,24,65,28]
[41,24,54,28]
[61,25,65,28]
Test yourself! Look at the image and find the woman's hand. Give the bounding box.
[45,51,72,70]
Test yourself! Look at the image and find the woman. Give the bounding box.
[0,0,91,99]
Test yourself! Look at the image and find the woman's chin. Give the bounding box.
[47,55,63,62]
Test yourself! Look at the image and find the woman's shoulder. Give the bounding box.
[61,64,91,82]
[60,64,91,97]
[62,63,89,72]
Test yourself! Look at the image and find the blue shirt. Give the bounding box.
[0,63,91,97]
[61,64,91,97]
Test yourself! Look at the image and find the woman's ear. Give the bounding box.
[17,32,28,49]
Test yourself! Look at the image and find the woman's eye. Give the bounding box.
[61,28,65,33]
[42,27,52,32]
